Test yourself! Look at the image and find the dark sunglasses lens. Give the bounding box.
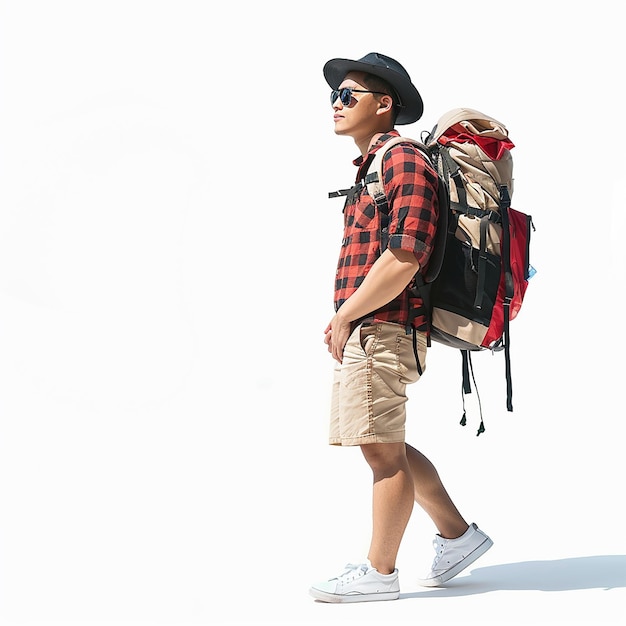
[331,88,354,106]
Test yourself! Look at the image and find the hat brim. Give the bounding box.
[323,57,423,125]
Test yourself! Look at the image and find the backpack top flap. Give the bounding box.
[427,107,510,145]
[425,108,515,212]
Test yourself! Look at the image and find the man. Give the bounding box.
[309,53,493,603]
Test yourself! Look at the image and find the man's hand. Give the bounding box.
[324,248,420,364]
[324,312,352,364]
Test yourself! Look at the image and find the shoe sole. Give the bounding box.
[417,536,493,587]
[309,588,399,603]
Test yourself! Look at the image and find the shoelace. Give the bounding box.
[332,563,369,584]
[431,538,447,568]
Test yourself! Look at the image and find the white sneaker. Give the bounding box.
[418,523,493,587]
[309,561,400,603]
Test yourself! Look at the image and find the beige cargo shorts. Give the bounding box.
[329,321,427,446]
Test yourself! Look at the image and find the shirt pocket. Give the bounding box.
[349,196,378,231]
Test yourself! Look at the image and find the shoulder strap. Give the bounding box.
[327,137,430,205]
[364,137,448,285]
[364,137,431,211]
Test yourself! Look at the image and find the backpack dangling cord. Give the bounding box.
[460,350,485,436]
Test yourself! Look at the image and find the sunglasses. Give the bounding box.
[330,87,389,107]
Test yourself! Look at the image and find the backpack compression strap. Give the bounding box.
[474,210,503,310]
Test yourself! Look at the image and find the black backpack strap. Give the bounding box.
[364,170,392,252]
[328,189,352,199]
[439,149,469,214]
[499,185,514,412]
[328,182,363,205]
[473,217,490,310]
[364,170,389,210]
[412,328,424,376]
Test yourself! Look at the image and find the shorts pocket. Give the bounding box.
[359,324,377,356]
[396,329,424,385]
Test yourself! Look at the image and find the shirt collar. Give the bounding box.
[353,130,401,174]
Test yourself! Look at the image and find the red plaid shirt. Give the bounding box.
[334,131,439,331]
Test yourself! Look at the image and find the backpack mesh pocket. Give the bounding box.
[430,234,501,328]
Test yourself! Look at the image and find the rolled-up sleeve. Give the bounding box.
[382,144,439,270]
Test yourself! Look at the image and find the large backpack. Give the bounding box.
[331,108,534,435]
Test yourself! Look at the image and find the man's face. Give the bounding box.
[331,72,383,139]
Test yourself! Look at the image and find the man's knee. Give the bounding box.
[361,442,406,474]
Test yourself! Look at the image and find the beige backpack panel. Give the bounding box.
[456,213,502,256]
[444,141,514,212]
[427,108,514,253]
[431,308,489,347]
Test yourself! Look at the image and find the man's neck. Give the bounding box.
[355,130,394,157]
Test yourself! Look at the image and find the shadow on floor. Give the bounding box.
[400,555,626,599]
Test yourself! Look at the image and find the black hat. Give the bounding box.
[323,52,423,125]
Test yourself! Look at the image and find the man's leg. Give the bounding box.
[405,443,468,539]
[361,442,414,575]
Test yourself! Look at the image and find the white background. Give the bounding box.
[0,1,624,624]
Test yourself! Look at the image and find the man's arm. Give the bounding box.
[324,248,419,363]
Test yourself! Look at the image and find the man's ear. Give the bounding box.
[376,94,394,115]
